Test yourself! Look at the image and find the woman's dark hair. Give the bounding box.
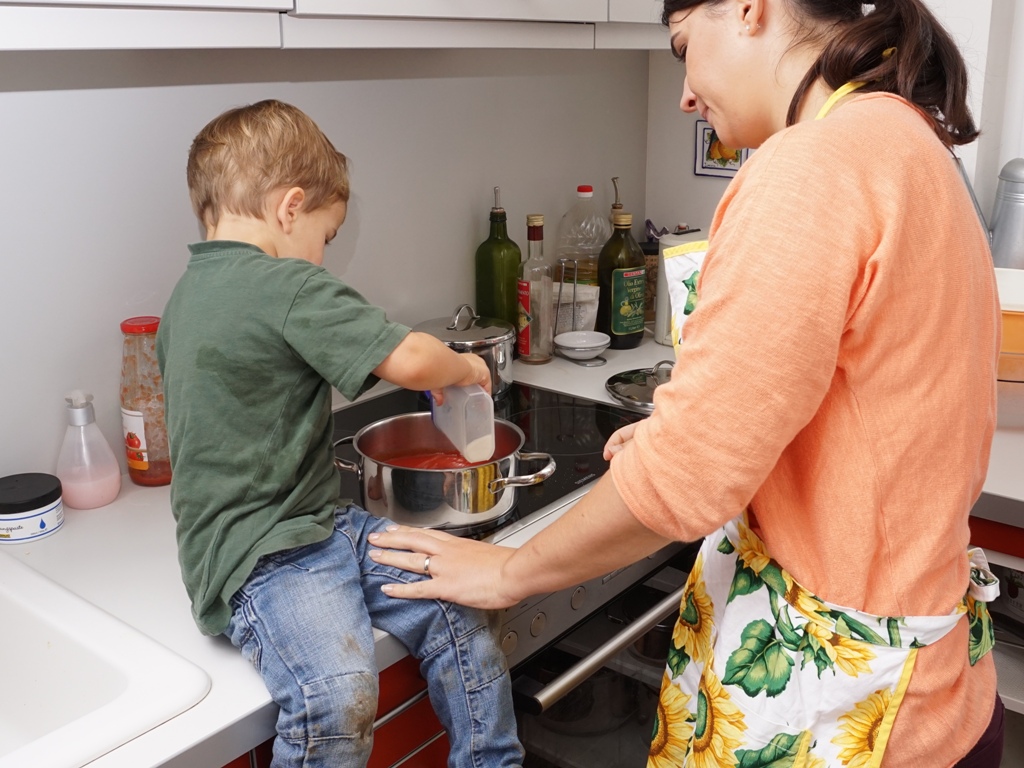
[662,0,977,146]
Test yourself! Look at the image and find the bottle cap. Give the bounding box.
[576,185,594,197]
[526,214,544,227]
[65,390,97,426]
[120,316,161,334]
[612,213,633,227]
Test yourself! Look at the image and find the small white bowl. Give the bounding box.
[554,331,610,360]
[555,331,610,349]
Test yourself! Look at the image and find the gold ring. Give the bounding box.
[423,555,431,576]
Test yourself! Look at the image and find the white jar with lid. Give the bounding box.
[0,473,64,544]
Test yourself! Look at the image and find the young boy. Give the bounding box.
[156,99,524,768]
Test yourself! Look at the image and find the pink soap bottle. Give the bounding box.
[55,391,122,510]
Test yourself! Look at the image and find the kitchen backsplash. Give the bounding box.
[0,47,663,476]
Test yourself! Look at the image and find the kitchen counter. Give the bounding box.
[6,334,1024,768]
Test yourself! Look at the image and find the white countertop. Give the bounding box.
[6,334,1024,768]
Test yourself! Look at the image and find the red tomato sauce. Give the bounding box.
[380,451,487,470]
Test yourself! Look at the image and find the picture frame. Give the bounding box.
[694,119,749,177]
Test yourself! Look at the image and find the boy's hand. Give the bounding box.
[430,353,491,405]
[457,353,492,393]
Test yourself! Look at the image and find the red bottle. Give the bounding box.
[119,316,172,486]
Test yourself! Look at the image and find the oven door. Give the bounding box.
[510,562,691,768]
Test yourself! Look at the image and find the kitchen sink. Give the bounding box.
[0,552,211,768]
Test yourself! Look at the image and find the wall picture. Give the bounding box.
[694,119,748,177]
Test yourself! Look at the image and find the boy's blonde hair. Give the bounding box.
[187,99,349,228]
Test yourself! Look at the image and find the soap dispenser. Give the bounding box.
[55,391,122,510]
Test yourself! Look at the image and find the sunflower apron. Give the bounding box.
[647,515,998,768]
[648,83,999,768]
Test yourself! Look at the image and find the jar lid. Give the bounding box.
[0,473,62,515]
[413,304,515,349]
[120,316,161,334]
[605,361,674,414]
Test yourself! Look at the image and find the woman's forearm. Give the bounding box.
[500,472,674,601]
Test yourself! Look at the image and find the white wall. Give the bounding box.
[644,49,728,234]
[0,48,651,478]
[644,0,1007,236]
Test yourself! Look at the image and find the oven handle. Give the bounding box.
[516,584,684,716]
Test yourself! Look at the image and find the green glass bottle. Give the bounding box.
[474,186,522,330]
[597,212,646,349]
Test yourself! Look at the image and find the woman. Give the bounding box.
[369,0,1004,764]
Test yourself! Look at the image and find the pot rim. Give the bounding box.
[350,411,525,469]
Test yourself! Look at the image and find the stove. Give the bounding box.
[333,382,690,673]
[332,381,645,540]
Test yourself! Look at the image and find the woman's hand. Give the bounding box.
[369,525,522,610]
[603,421,639,460]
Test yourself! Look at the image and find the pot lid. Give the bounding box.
[413,304,516,347]
[605,360,674,414]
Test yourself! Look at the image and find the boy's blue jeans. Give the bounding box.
[224,504,524,768]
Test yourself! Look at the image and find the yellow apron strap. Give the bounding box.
[815,80,866,120]
[815,48,895,120]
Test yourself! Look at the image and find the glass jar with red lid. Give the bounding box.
[119,316,172,486]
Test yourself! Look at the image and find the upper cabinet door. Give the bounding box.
[0,5,281,50]
[608,0,662,24]
[289,0,606,22]
[5,0,289,7]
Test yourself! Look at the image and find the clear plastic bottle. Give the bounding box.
[517,214,554,364]
[120,316,172,487]
[55,391,122,509]
[554,184,612,287]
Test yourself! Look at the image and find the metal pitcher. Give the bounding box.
[990,158,1024,269]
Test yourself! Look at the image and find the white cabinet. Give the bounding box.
[0,4,281,50]
[280,16,595,50]
[282,0,668,51]
[608,0,662,24]
[5,0,288,8]
[289,0,606,22]
[0,0,673,51]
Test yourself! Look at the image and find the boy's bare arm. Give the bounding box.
[373,331,491,397]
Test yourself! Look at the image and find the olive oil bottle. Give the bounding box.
[596,212,646,349]
[474,186,521,330]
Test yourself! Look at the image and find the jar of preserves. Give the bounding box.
[119,316,172,486]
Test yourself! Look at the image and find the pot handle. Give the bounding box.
[488,451,556,493]
[332,436,361,480]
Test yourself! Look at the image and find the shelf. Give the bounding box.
[594,22,666,50]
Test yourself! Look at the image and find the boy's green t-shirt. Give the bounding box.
[156,241,409,635]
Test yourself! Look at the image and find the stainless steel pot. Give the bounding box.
[413,304,515,399]
[334,412,555,529]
